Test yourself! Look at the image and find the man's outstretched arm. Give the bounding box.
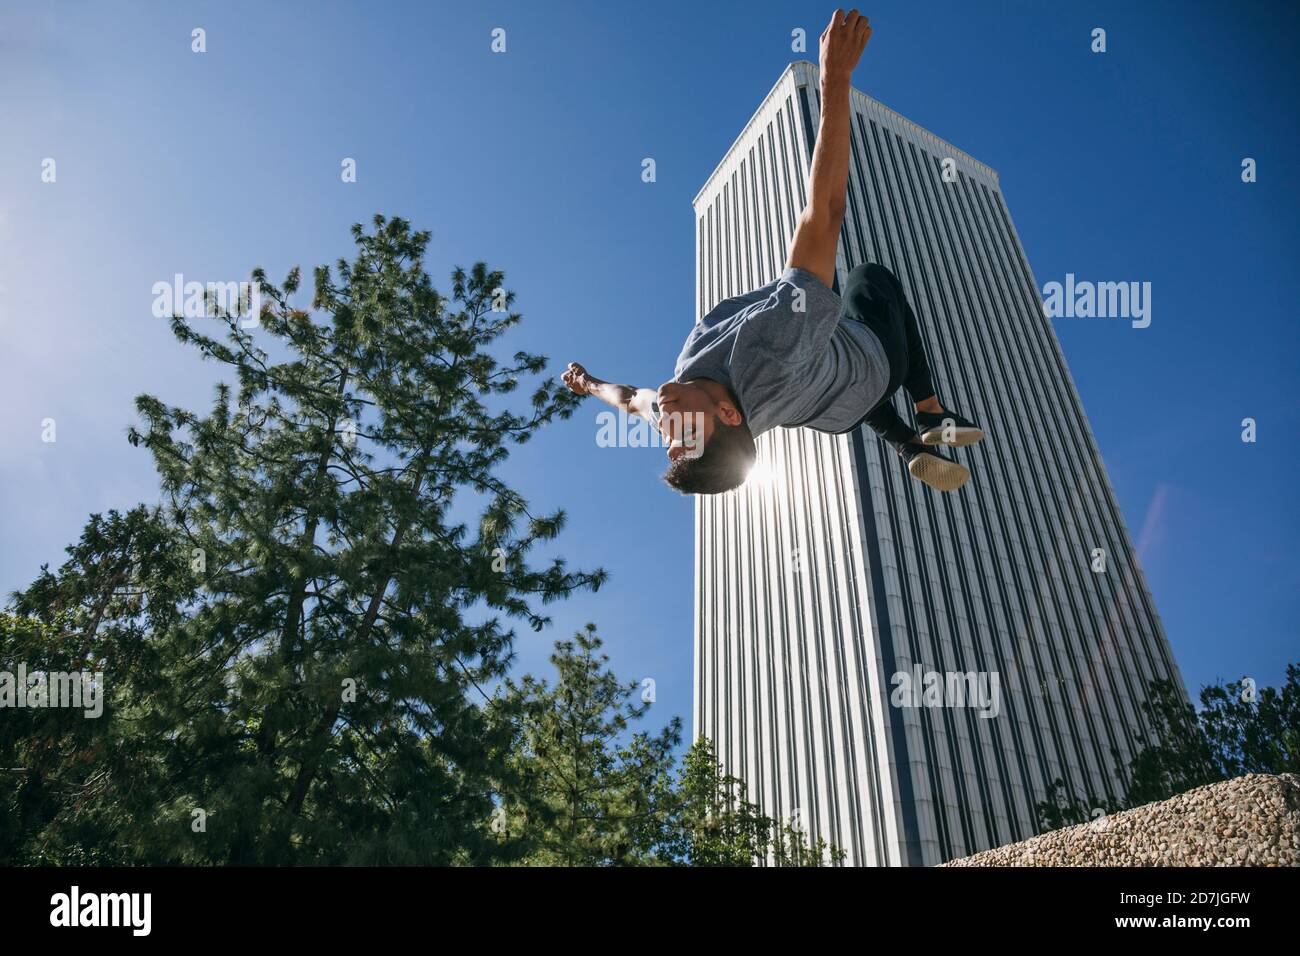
[786,9,872,288]
[562,362,658,422]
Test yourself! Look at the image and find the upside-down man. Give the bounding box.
[564,9,986,494]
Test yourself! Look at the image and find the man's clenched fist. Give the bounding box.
[562,362,595,396]
[820,9,871,80]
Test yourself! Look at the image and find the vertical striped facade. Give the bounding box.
[691,62,1187,866]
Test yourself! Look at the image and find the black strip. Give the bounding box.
[899,135,1039,842]
[918,142,1088,812]
[797,85,817,150]
[868,115,972,858]
[883,126,1003,851]
[950,167,1130,800]
[851,426,924,867]
[974,180,1184,789]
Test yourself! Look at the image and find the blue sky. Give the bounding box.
[2,0,1297,751]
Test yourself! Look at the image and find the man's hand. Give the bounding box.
[786,10,870,286]
[819,9,871,81]
[562,363,661,427]
[562,362,596,396]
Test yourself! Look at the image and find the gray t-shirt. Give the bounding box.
[673,267,890,438]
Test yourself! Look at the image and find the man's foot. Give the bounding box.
[895,441,970,492]
[916,408,985,447]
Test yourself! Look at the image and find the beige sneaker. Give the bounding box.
[896,441,970,492]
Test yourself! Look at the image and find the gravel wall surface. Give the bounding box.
[942,773,1300,866]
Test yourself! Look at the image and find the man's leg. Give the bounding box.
[863,393,971,493]
[846,263,928,442]
[862,395,917,446]
[843,263,973,492]
[866,262,941,409]
[874,265,986,447]
[895,288,938,409]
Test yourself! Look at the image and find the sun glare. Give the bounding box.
[745,460,778,489]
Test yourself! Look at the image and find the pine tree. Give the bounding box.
[669,738,845,867]
[1120,677,1222,807]
[490,631,843,867]
[2,215,601,864]
[1197,665,1299,778]
[489,625,681,866]
[3,510,201,864]
[1035,667,1300,829]
[667,738,775,865]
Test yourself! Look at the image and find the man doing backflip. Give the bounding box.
[564,9,986,494]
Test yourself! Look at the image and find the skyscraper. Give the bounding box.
[691,61,1187,866]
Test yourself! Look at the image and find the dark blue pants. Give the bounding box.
[840,262,937,445]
